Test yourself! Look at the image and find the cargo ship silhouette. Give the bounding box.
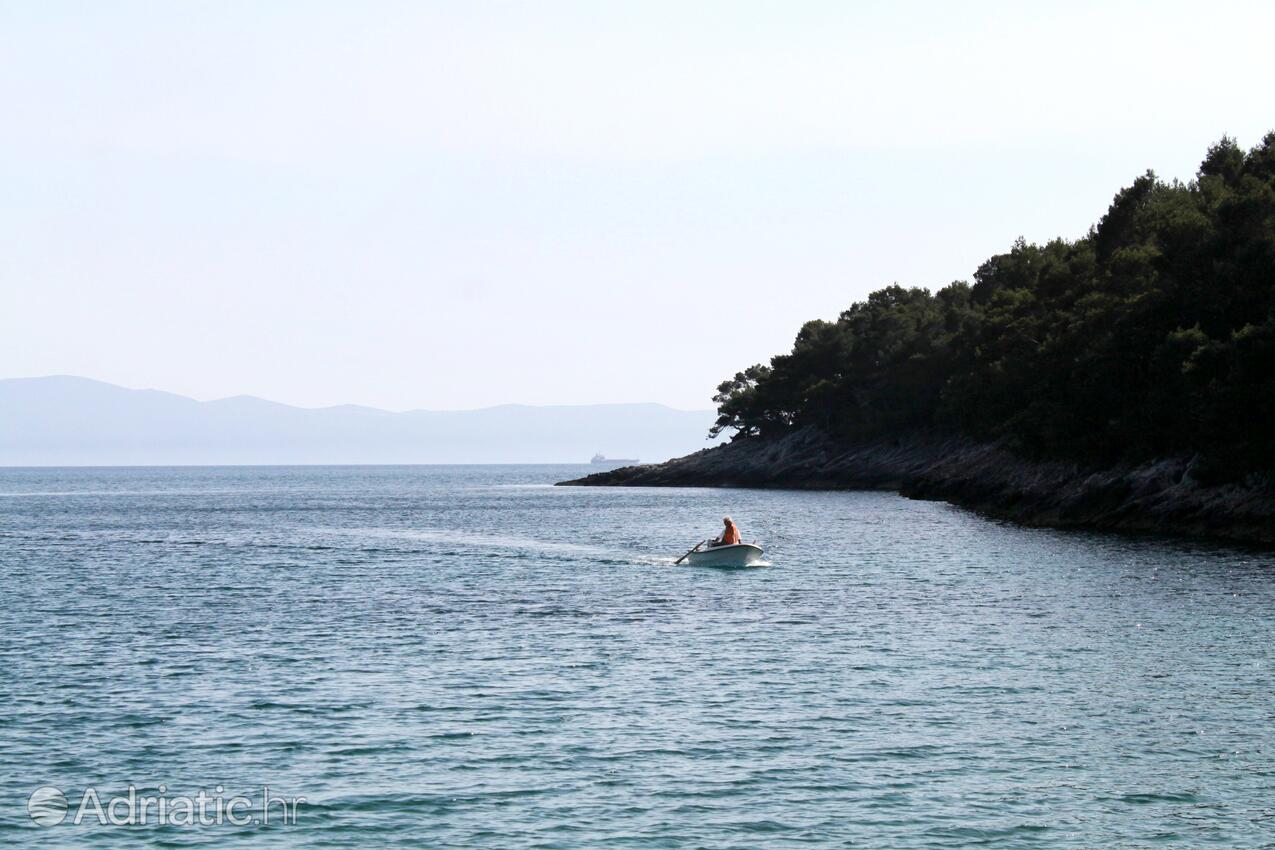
[590,453,639,465]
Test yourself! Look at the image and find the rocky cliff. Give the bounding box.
[557,429,1275,545]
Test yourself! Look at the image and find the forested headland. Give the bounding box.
[710,135,1275,481]
[563,136,1275,542]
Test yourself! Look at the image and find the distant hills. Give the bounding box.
[0,376,716,465]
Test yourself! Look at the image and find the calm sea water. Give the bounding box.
[2,465,1274,848]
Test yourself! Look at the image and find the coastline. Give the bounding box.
[556,428,1275,545]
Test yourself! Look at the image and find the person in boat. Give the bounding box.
[710,516,741,547]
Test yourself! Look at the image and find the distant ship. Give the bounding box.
[591,453,639,465]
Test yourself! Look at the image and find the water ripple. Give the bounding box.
[2,464,1274,848]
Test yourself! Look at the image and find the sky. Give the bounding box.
[2,0,1273,411]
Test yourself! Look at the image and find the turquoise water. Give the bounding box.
[2,465,1274,848]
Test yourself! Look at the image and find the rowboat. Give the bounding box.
[684,542,765,568]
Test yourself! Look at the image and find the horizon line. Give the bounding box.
[0,461,621,471]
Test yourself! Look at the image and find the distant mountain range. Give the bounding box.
[0,376,717,466]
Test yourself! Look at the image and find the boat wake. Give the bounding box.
[308,527,768,568]
[316,526,619,556]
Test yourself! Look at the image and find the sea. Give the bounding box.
[2,464,1273,849]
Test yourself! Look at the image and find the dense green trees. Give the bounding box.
[712,135,1275,476]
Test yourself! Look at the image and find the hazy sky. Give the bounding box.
[3,1,1273,410]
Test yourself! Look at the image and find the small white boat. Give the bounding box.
[684,542,765,568]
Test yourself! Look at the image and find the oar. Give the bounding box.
[674,540,708,566]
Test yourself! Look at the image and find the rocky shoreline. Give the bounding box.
[557,428,1275,545]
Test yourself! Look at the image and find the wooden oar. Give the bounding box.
[674,540,708,565]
